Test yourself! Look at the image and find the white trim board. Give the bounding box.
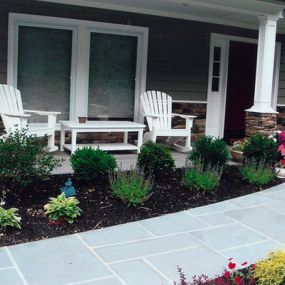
[37,0,285,34]
[205,33,281,137]
[8,13,149,122]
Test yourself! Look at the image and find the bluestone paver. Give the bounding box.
[80,222,152,247]
[190,223,267,250]
[95,234,200,263]
[196,213,233,226]
[259,188,285,201]
[221,240,285,265]
[8,235,112,285]
[229,193,278,208]
[266,201,285,214]
[138,212,207,236]
[225,206,285,243]
[68,277,123,285]
[188,200,241,216]
[0,268,24,285]
[0,248,13,268]
[110,259,170,285]
[147,246,227,280]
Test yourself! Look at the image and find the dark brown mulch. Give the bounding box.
[1,165,284,247]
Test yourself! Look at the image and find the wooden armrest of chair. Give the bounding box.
[172,113,197,119]
[1,112,31,118]
[142,113,159,118]
[24,109,61,115]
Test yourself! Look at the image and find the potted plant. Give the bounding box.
[230,140,247,163]
[273,130,285,178]
[275,159,285,178]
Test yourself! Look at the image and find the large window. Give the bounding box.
[9,14,148,123]
[88,33,137,120]
[17,26,72,122]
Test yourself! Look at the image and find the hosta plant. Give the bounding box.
[0,207,21,229]
[44,193,81,224]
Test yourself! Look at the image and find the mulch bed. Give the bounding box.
[1,165,284,247]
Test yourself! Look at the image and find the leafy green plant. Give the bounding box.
[243,133,279,165]
[254,250,285,285]
[188,136,229,168]
[0,130,61,188]
[110,167,152,207]
[70,147,117,182]
[241,161,275,187]
[137,141,175,176]
[183,163,222,193]
[0,207,21,229]
[44,193,81,224]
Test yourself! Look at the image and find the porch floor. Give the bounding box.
[1,183,285,284]
[51,150,188,175]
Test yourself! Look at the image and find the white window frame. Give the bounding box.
[8,13,149,123]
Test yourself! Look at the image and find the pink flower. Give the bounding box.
[228,262,236,270]
[278,145,285,156]
[234,276,243,284]
[224,271,231,278]
[241,261,248,266]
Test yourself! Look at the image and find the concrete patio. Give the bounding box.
[1,183,285,285]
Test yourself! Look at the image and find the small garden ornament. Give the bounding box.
[60,178,76,197]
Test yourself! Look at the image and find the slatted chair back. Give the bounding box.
[140,91,172,131]
[0,84,25,132]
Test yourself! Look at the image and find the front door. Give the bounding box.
[223,41,257,142]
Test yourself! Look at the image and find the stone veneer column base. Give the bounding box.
[245,111,277,137]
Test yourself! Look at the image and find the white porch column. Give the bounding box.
[247,15,281,114]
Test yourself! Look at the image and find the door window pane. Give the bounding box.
[88,33,137,120]
[17,26,72,122]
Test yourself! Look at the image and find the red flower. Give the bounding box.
[241,261,248,266]
[224,271,231,278]
[228,262,236,270]
[234,276,243,284]
[281,159,285,166]
[280,132,285,142]
[252,264,256,269]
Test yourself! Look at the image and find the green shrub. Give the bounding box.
[0,130,61,188]
[44,193,81,224]
[137,141,175,176]
[183,164,221,193]
[240,161,275,187]
[110,167,152,207]
[254,250,285,285]
[188,136,229,168]
[243,133,279,164]
[70,147,117,182]
[0,207,21,229]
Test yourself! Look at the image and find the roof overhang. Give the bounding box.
[37,0,285,33]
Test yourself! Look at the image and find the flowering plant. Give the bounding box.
[271,130,285,169]
[232,140,248,152]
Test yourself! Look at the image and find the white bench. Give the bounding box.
[60,120,145,154]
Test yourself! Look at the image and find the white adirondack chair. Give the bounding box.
[0,84,60,152]
[140,91,196,152]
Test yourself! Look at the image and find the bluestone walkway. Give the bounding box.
[1,183,285,285]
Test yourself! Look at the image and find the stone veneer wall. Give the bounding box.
[245,111,277,137]
[172,102,207,141]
